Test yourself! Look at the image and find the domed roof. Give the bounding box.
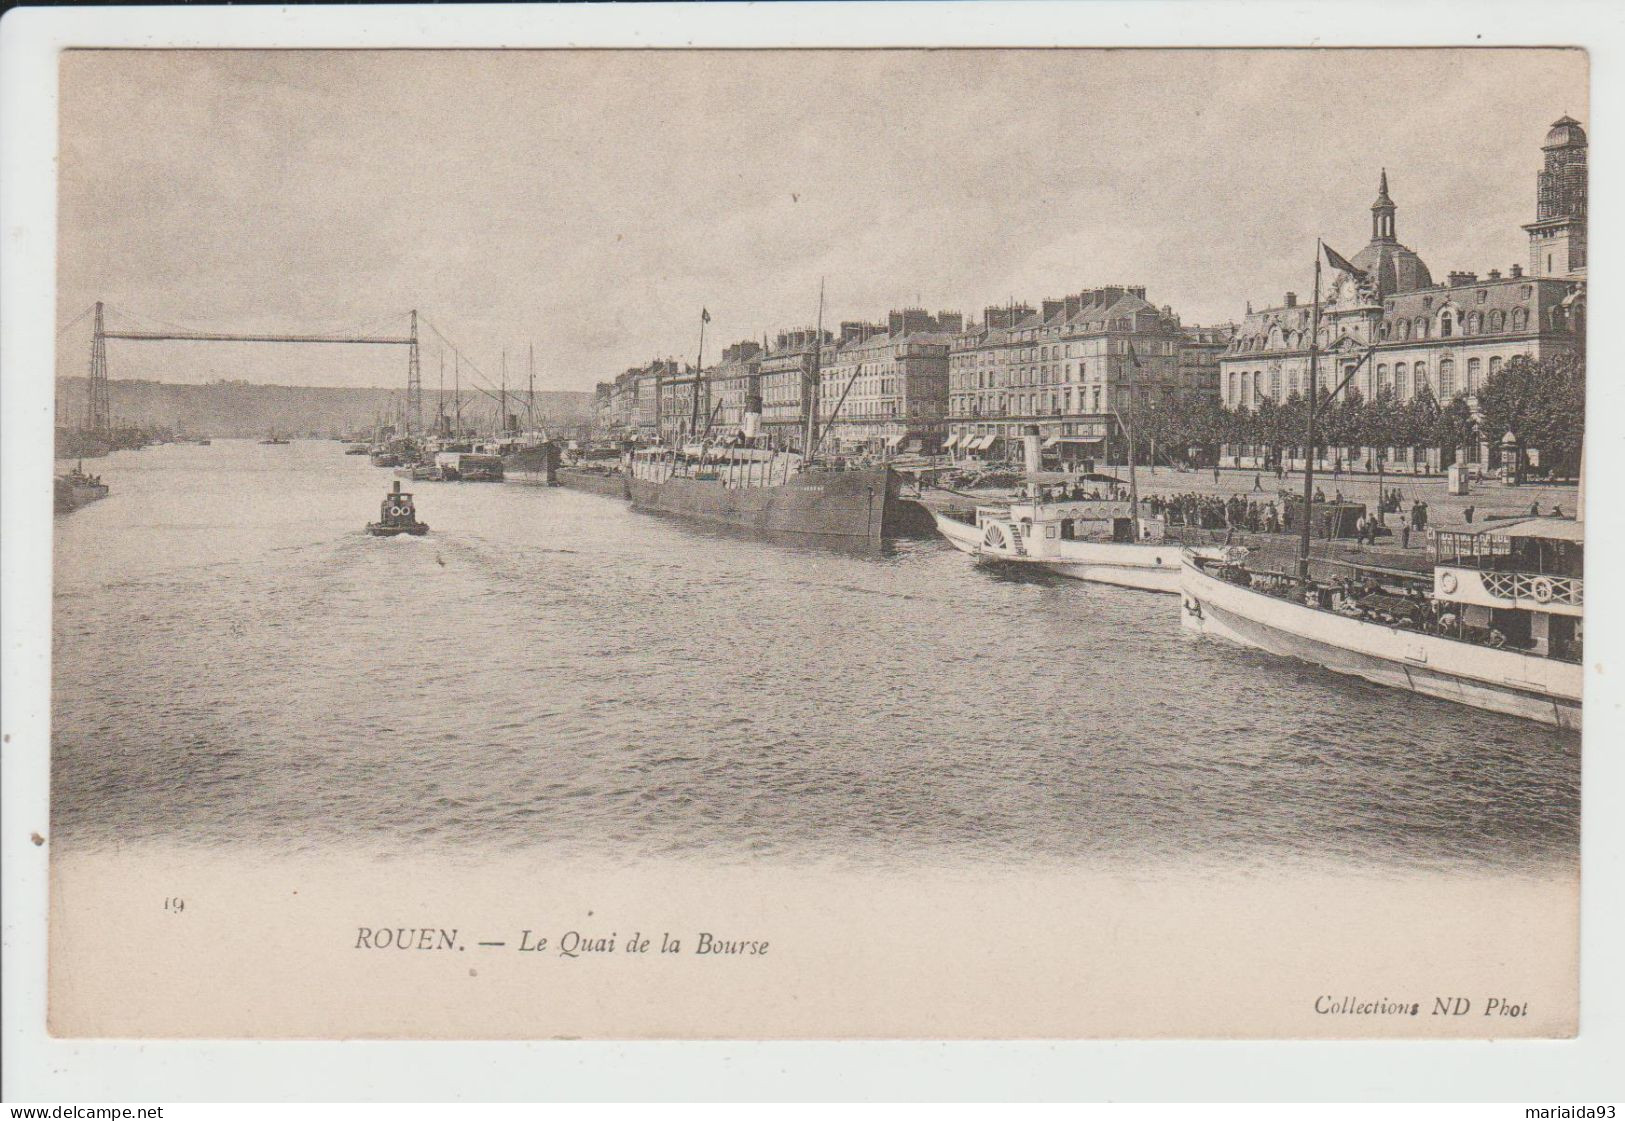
[1545,115,1586,149]
[1350,240,1433,297]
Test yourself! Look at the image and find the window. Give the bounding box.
[1439,359,1454,397]
[1489,356,1503,379]
[1414,361,1428,395]
[1466,311,1480,335]
[1440,314,1453,337]
[1240,372,1250,404]
[1511,307,1528,331]
[1477,289,1488,304]
[1489,310,1505,332]
[1394,363,1408,398]
[1466,357,1481,393]
[1414,316,1429,339]
[1270,370,1281,399]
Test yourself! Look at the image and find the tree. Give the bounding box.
[1401,386,1441,454]
[1433,392,1479,462]
[1475,353,1585,476]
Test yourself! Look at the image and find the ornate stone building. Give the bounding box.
[1219,117,1586,472]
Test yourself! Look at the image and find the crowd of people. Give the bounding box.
[1151,492,1285,534]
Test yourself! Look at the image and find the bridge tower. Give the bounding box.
[87,301,111,434]
[406,309,423,436]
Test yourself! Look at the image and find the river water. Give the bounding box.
[51,439,1579,874]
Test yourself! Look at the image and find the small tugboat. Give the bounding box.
[54,461,110,513]
[366,480,429,536]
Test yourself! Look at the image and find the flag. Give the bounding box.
[701,307,711,324]
[1323,242,1367,280]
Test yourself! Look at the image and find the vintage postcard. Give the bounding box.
[36,42,1589,1042]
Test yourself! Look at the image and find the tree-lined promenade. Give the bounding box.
[1132,354,1585,480]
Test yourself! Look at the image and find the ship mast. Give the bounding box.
[1298,241,1325,583]
[690,308,709,441]
[802,278,825,463]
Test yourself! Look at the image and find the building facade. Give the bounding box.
[945,288,1191,463]
[816,309,960,453]
[1220,119,1587,471]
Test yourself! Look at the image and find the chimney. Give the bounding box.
[935,311,963,334]
[841,321,864,344]
[1284,292,1297,308]
[1510,263,1524,278]
[1064,295,1082,319]
[1448,271,1478,287]
[1042,298,1066,321]
[1487,269,1502,281]
[1129,287,1146,300]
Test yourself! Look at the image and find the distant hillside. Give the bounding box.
[53,378,595,437]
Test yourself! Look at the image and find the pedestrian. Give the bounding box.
[1214,465,1221,484]
[1253,473,1262,492]
[1402,524,1411,549]
[1530,500,1540,516]
[1464,504,1475,525]
[1551,503,1564,518]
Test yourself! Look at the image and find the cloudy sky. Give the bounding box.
[57,48,1586,394]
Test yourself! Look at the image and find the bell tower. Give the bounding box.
[1370,169,1396,243]
[1523,116,1587,279]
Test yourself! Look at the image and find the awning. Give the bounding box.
[1043,435,1062,448]
[885,434,905,448]
[942,434,961,449]
[1054,436,1105,446]
[1478,516,1583,543]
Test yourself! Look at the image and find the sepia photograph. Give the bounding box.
[10,22,1608,1066]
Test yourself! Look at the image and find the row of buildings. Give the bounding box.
[595,295,1232,462]
[594,116,1586,468]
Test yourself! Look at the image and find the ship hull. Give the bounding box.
[53,481,109,514]
[1180,555,1581,730]
[931,509,1190,593]
[557,467,629,500]
[629,467,897,545]
[503,445,559,486]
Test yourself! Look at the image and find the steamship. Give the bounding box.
[625,301,907,546]
[628,445,901,546]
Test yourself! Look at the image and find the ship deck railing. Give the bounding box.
[1194,555,1582,664]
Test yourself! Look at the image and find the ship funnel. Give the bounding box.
[1022,424,1042,492]
[742,388,764,441]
